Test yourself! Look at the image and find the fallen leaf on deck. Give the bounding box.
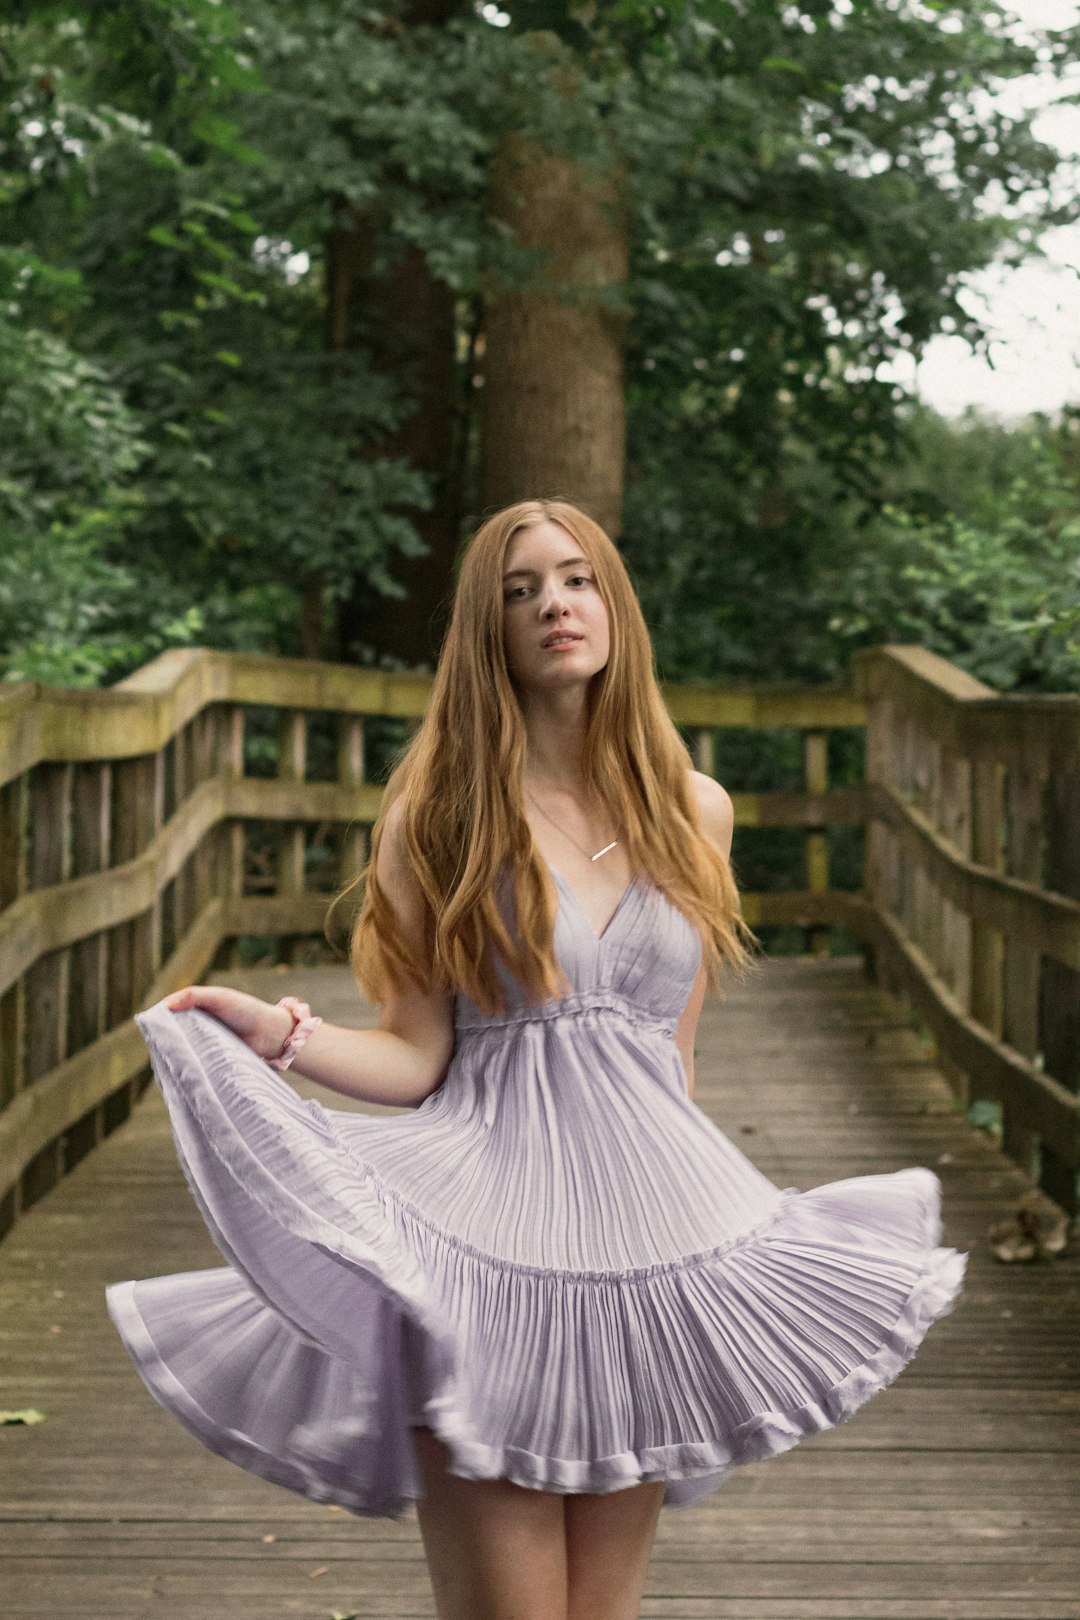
[988,1188,1072,1261]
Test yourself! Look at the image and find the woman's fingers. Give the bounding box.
[160,985,292,1061]
[162,985,254,1030]
[164,985,232,1014]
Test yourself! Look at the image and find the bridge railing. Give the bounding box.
[2,642,1077,1238]
[853,646,1080,1216]
[0,648,865,1235]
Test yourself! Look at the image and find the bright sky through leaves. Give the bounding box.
[896,0,1080,418]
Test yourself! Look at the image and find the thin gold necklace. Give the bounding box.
[525,789,619,863]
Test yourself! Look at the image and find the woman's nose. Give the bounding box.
[538,581,570,617]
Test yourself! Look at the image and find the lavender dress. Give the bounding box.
[106,860,967,1518]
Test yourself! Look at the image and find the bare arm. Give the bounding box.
[674,771,735,1101]
[164,802,455,1109]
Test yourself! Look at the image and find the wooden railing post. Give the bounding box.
[68,763,111,1056]
[804,730,829,954]
[191,709,218,920]
[22,763,74,1203]
[25,765,73,1088]
[222,706,246,941]
[692,727,715,780]
[909,721,934,966]
[970,760,1005,1038]
[172,721,196,945]
[277,710,308,962]
[1040,771,1080,1212]
[862,695,889,916]
[143,751,166,994]
[938,748,972,1010]
[1001,764,1044,1178]
[0,774,28,1121]
[339,716,368,886]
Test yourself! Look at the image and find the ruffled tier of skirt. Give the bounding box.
[106,1005,967,1517]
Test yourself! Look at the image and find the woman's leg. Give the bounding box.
[411,1426,568,1620]
[563,1479,666,1620]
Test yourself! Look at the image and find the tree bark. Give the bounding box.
[330,0,466,669]
[478,131,630,539]
[324,205,461,669]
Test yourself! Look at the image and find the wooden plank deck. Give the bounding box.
[1,955,1078,1620]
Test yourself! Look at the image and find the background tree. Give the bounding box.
[827,407,1080,693]
[1,1,434,675]
[2,0,1077,692]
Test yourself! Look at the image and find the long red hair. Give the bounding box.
[346,498,751,1015]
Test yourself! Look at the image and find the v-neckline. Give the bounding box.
[546,859,639,945]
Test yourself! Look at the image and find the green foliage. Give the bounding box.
[826,413,1080,691]
[1,0,1078,694]
[0,1,437,681]
[0,246,166,685]
[609,0,1076,684]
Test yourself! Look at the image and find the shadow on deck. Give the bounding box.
[1,956,1078,1620]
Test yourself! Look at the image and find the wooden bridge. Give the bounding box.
[2,645,1079,1618]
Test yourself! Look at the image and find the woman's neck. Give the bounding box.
[519,689,589,796]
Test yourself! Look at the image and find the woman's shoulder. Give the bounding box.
[374,796,409,873]
[687,769,734,860]
[372,798,428,921]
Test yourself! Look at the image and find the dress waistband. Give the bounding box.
[455,989,677,1042]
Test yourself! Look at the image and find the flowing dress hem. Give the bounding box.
[106,1197,967,1516]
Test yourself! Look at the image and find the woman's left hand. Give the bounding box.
[162,985,294,1062]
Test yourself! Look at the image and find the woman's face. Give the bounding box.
[501,521,611,693]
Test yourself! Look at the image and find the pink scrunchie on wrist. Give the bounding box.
[268,996,324,1072]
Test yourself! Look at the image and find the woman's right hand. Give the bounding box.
[162,985,294,1063]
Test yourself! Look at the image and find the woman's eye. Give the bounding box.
[504,575,592,600]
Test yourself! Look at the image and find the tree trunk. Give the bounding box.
[478,131,630,539]
[299,571,327,660]
[325,207,461,669]
[330,0,466,669]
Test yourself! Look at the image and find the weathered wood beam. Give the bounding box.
[1,649,867,790]
[857,901,1080,1173]
[854,646,1080,770]
[0,900,225,1203]
[868,783,1080,971]
[0,779,384,997]
[730,788,865,828]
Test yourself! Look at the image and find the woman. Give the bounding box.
[107,499,967,1620]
